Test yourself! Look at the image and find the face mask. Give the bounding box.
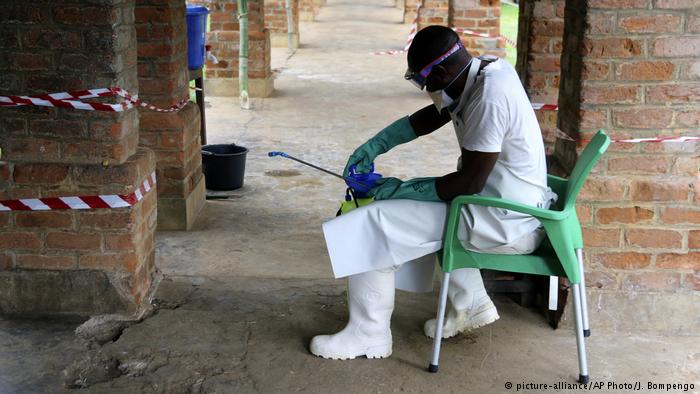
[426,59,472,111]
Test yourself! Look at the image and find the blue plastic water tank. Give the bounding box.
[186,5,209,70]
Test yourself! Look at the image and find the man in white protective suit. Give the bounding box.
[310,26,556,360]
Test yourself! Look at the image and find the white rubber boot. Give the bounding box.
[424,268,499,339]
[310,269,394,360]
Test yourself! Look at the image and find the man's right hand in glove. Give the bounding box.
[343,116,417,176]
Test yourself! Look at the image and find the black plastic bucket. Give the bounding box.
[201,144,248,190]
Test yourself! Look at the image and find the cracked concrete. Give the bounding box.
[1,0,699,392]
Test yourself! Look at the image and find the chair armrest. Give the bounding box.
[450,195,567,221]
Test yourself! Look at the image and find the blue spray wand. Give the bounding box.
[267,151,372,189]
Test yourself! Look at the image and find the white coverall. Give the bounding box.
[322,57,556,292]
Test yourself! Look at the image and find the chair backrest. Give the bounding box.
[561,130,611,212]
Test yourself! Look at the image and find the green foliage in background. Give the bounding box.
[501,2,518,66]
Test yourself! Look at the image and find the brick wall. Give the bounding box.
[264,0,300,48]
[517,0,564,154]
[0,0,158,315]
[136,0,205,230]
[191,0,273,97]
[404,0,505,58]
[299,0,322,22]
[451,0,506,58]
[557,0,700,333]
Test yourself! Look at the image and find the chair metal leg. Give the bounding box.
[572,283,589,384]
[428,271,451,373]
[576,248,590,337]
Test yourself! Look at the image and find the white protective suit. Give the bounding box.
[322,57,556,293]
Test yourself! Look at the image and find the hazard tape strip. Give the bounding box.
[0,172,156,211]
[0,88,188,113]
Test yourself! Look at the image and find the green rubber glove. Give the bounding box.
[368,177,442,202]
[343,116,417,176]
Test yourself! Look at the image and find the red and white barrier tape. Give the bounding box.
[0,88,188,113]
[0,172,156,211]
[611,136,700,144]
[532,103,558,111]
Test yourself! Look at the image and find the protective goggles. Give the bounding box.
[404,41,464,90]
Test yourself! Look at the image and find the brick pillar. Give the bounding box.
[516,0,564,154]
[557,0,700,333]
[451,0,506,58]
[135,0,205,230]
[192,0,273,97]
[404,1,504,58]
[299,0,319,22]
[405,0,449,27]
[0,1,157,314]
[264,0,300,48]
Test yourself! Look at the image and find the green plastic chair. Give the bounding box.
[428,130,611,384]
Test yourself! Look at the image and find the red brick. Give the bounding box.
[46,232,101,251]
[529,56,560,73]
[661,207,700,224]
[16,254,76,270]
[53,7,118,26]
[594,252,651,269]
[685,273,700,291]
[0,232,41,249]
[682,61,700,80]
[585,271,618,290]
[580,177,627,201]
[579,109,608,129]
[80,253,139,273]
[622,272,680,292]
[689,230,700,248]
[615,61,675,81]
[79,211,136,231]
[531,20,564,36]
[630,180,690,201]
[13,163,69,184]
[689,15,700,33]
[613,108,673,129]
[626,229,683,249]
[3,138,61,162]
[618,14,682,33]
[2,5,51,23]
[20,29,81,50]
[584,38,642,58]
[587,12,616,35]
[653,36,700,57]
[582,61,610,81]
[677,111,700,127]
[582,85,640,104]
[73,164,138,187]
[647,84,700,104]
[596,206,654,224]
[0,252,14,270]
[656,253,700,270]
[607,156,668,174]
[29,119,87,139]
[588,0,648,7]
[671,156,700,176]
[9,52,51,70]
[15,212,73,229]
[655,0,699,8]
[0,212,9,229]
[135,7,177,23]
[105,233,136,251]
[582,227,620,248]
[577,204,593,224]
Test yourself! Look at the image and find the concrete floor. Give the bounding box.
[1,0,699,393]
